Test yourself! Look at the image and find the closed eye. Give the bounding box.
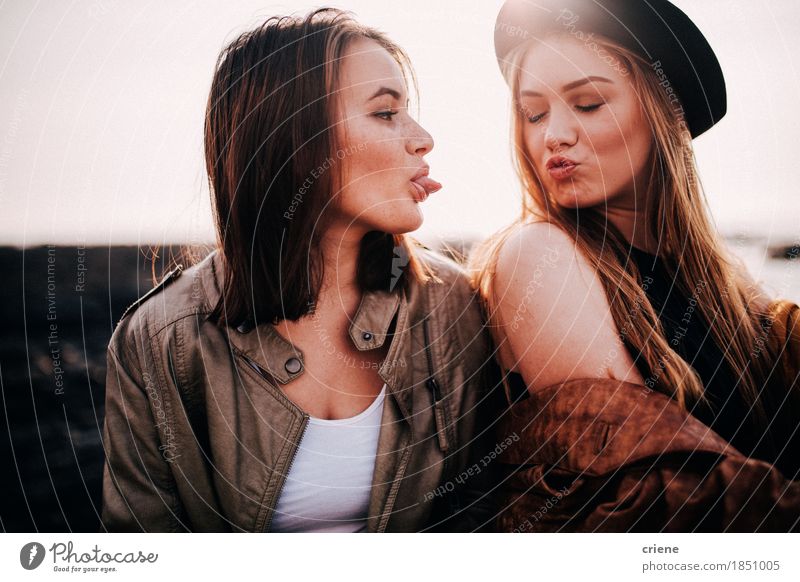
[527,103,604,124]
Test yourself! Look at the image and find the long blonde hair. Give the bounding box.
[469,34,770,422]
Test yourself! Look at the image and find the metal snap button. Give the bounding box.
[362,332,373,341]
[284,357,302,374]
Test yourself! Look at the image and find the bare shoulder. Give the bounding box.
[491,221,643,389]
[493,221,596,302]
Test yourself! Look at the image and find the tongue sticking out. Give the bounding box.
[412,176,443,196]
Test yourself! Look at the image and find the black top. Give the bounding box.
[624,246,762,459]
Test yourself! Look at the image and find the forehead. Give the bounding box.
[338,37,405,96]
[517,34,621,92]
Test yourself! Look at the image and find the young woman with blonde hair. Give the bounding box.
[471,0,800,531]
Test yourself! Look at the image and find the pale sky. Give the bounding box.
[1,0,798,248]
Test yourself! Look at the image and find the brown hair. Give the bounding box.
[201,7,430,327]
[470,33,771,426]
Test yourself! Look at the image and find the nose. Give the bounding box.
[543,105,578,152]
[406,119,434,157]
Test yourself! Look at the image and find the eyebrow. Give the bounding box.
[367,86,403,102]
[520,75,613,97]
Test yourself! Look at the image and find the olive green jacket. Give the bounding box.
[101,247,501,532]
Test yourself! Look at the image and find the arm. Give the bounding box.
[492,222,643,390]
[101,318,188,532]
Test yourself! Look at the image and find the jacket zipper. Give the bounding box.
[264,414,308,532]
[237,352,309,532]
[376,443,413,533]
[422,316,450,455]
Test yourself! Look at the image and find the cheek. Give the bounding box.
[590,122,627,157]
[609,104,650,155]
[626,119,653,175]
[346,144,395,179]
[338,146,406,221]
[523,124,543,162]
[339,122,402,189]
[589,118,650,180]
[334,129,419,227]
[523,128,550,182]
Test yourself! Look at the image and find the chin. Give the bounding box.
[386,215,424,235]
[355,204,422,236]
[552,189,583,209]
[381,204,424,235]
[553,187,606,210]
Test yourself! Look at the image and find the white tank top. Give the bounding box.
[269,384,386,532]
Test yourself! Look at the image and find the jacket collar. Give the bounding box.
[196,249,413,413]
[497,377,737,476]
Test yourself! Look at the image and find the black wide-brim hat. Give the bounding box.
[494,0,726,138]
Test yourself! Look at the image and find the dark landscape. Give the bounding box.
[0,245,207,532]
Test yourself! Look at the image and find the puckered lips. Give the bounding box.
[545,155,579,181]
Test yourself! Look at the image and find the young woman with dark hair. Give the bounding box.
[101,8,500,533]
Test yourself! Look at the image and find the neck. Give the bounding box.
[275,224,364,339]
[600,206,659,254]
[314,224,365,313]
[604,178,659,255]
